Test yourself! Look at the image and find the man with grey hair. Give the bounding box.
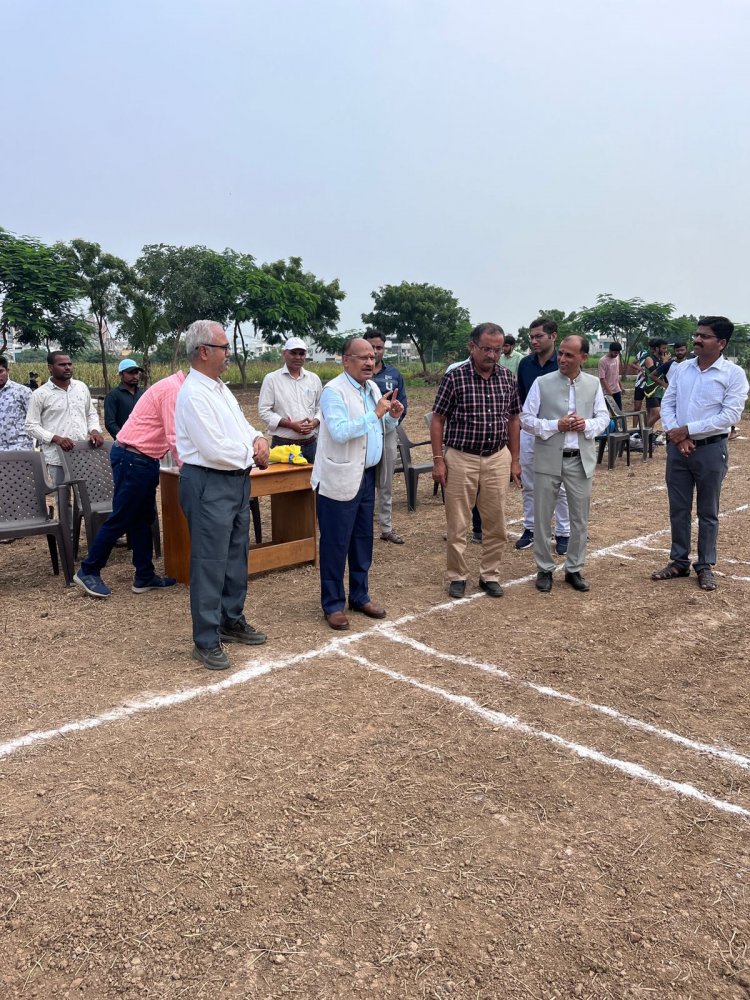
[175,320,270,670]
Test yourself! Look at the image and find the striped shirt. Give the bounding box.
[433,359,521,454]
[118,371,186,464]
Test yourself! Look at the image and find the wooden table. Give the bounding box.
[160,464,317,584]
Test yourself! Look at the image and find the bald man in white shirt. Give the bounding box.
[175,320,270,670]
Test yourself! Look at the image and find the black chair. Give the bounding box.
[0,450,76,584]
[597,398,632,470]
[396,423,444,511]
[57,441,162,559]
[605,395,654,462]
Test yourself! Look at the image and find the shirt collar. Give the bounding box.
[344,371,373,395]
[189,367,227,392]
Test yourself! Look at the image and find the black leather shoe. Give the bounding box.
[564,571,590,592]
[479,578,503,598]
[448,580,466,599]
[535,571,553,593]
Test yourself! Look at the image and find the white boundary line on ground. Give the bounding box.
[376,629,750,770]
[1,505,747,763]
[338,650,750,820]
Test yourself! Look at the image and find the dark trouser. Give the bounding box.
[81,444,159,581]
[271,435,317,465]
[317,468,375,614]
[610,391,622,411]
[179,464,251,649]
[666,440,728,571]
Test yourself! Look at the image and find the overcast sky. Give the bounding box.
[3,0,749,336]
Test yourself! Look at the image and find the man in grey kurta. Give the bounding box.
[521,335,610,593]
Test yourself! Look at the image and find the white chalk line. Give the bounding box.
[373,629,750,770]
[339,650,750,821]
[1,505,748,762]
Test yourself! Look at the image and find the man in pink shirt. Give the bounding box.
[74,371,186,598]
[597,342,623,410]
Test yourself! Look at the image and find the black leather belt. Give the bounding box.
[693,434,728,447]
[455,444,506,457]
[115,439,157,460]
[562,449,580,457]
[206,466,252,476]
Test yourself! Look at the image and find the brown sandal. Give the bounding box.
[651,563,690,581]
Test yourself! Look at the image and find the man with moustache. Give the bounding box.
[258,337,322,464]
[652,317,748,592]
[431,322,522,599]
[312,336,404,630]
[522,335,610,593]
[176,320,270,670]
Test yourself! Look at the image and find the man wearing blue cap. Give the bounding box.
[104,360,144,440]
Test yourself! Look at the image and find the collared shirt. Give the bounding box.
[118,371,186,463]
[498,350,523,376]
[104,382,144,439]
[320,373,398,468]
[371,362,408,423]
[175,368,263,471]
[516,350,559,405]
[661,355,749,440]
[25,378,101,466]
[521,372,610,444]
[257,364,322,440]
[0,378,34,450]
[597,354,622,394]
[433,359,520,454]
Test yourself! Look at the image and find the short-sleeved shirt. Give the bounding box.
[432,360,520,455]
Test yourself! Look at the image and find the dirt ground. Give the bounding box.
[1,387,749,1000]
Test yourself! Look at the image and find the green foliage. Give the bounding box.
[576,295,680,365]
[116,295,171,383]
[0,227,87,354]
[362,282,469,372]
[260,257,345,352]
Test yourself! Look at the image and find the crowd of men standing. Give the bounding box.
[0,312,747,667]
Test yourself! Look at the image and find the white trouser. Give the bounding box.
[520,429,570,536]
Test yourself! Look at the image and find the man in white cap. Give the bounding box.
[258,337,322,463]
[105,359,144,439]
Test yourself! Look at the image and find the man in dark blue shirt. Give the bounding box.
[515,318,570,553]
[105,359,144,439]
[365,329,408,544]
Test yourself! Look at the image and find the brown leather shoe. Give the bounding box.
[348,601,387,619]
[325,610,350,630]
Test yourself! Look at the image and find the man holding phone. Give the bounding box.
[311,336,404,630]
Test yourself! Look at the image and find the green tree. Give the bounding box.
[0,228,87,354]
[61,239,135,392]
[117,294,170,385]
[136,244,238,368]
[577,295,676,365]
[260,257,345,353]
[362,282,469,372]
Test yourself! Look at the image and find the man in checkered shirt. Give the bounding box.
[431,323,522,599]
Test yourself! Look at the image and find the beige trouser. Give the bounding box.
[444,446,510,583]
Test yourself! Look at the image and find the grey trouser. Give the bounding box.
[533,455,592,574]
[665,440,728,571]
[377,430,398,532]
[520,430,570,535]
[179,464,251,649]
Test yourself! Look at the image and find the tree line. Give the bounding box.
[1,227,748,390]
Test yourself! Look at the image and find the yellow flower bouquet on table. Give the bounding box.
[268,444,308,465]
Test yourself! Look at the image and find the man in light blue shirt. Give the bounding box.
[652,316,749,592]
[311,337,403,630]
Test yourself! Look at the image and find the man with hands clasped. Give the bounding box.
[521,335,610,594]
[311,336,404,630]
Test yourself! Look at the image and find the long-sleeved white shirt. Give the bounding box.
[257,365,322,439]
[660,355,749,439]
[175,368,263,471]
[25,378,101,466]
[520,375,610,445]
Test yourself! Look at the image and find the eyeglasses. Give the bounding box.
[472,346,502,356]
[529,333,551,341]
[345,353,376,362]
[201,343,231,353]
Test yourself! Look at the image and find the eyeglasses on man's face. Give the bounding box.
[201,343,232,353]
[345,353,376,362]
[529,333,552,341]
[473,345,502,356]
